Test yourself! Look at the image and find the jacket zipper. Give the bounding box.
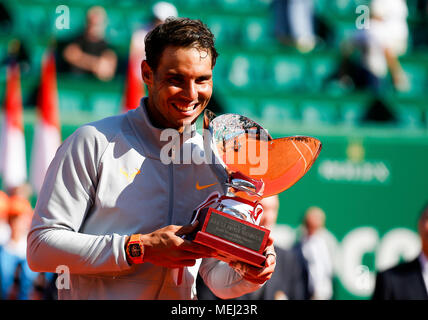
[168,162,174,225]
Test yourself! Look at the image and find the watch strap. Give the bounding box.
[127,234,144,264]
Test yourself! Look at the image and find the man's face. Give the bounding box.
[142,46,213,132]
[259,196,279,229]
[86,10,106,40]
[304,208,325,236]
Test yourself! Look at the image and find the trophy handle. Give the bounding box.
[225,171,265,199]
[203,109,217,130]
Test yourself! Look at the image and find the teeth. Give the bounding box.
[173,103,197,112]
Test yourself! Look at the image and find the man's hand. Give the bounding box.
[228,236,276,284]
[136,221,218,268]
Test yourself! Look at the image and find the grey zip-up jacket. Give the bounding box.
[27,98,262,299]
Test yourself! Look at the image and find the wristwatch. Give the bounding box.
[126,234,145,264]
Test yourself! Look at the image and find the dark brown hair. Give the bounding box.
[144,17,218,71]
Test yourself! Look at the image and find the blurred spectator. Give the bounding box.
[294,206,334,300]
[129,1,178,81]
[0,195,38,299]
[371,0,409,56]
[372,203,428,300]
[272,0,316,53]
[61,6,117,81]
[329,1,409,93]
[1,39,31,75]
[0,191,11,247]
[197,195,310,300]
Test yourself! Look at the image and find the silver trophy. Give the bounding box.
[187,110,322,267]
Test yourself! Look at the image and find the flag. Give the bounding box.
[122,50,145,112]
[0,62,27,191]
[30,50,61,195]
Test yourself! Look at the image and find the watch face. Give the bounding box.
[129,243,141,257]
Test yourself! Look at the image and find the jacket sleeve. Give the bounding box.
[26,125,131,275]
[198,258,264,299]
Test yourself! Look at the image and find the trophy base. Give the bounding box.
[188,205,270,268]
[193,231,267,267]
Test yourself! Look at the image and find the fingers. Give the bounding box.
[244,263,276,284]
[142,223,218,268]
[229,260,276,284]
[264,243,276,267]
[265,254,276,267]
[179,238,218,256]
[228,243,277,284]
[175,220,199,237]
[266,235,274,247]
[174,222,218,257]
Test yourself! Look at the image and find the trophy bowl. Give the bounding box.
[186,110,322,267]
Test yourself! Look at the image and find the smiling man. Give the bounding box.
[143,47,212,131]
[142,18,216,133]
[27,18,275,300]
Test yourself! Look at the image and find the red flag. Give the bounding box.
[30,50,61,194]
[0,63,27,191]
[37,51,60,129]
[122,51,145,112]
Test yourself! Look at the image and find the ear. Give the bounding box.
[141,60,153,86]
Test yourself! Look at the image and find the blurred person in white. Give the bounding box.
[129,2,178,81]
[0,195,38,299]
[372,203,428,300]
[0,191,11,246]
[272,0,316,53]
[62,6,117,81]
[296,206,334,300]
[338,0,409,93]
[370,0,409,57]
[369,0,409,91]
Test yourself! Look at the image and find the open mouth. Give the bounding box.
[171,102,199,113]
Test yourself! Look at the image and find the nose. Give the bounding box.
[182,81,198,101]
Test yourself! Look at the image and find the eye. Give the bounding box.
[196,76,211,84]
[168,75,183,85]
